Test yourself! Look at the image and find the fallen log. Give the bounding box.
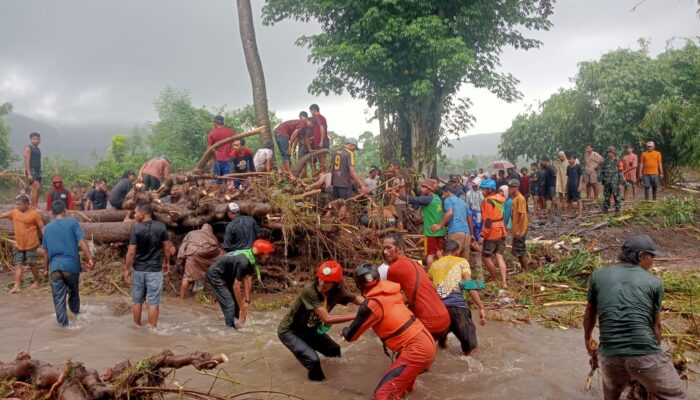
[81,221,134,244]
[292,148,329,177]
[0,350,228,400]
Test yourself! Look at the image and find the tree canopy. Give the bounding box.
[0,103,17,169]
[499,40,700,180]
[263,0,554,177]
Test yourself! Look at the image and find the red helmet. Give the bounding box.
[317,260,343,283]
[252,239,274,255]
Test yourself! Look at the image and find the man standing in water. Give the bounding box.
[124,202,172,328]
[278,261,363,381]
[382,233,450,339]
[23,132,42,208]
[43,200,95,326]
[584,235,686,399]
[206,239,274,328]
[342,263,436,400]
[1,194,44,293]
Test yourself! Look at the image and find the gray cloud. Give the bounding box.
[0,0,697,138]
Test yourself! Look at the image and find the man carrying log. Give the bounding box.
[109,170,136,210]
[206,239,274,328]
[177,223,222,301]
[278,261,363,381]
[124,201,172,328]
[584,235,686,399]
[208,115,236,183]
[42,200,95,326]
[223,202,260,252]
[1,194,44,293]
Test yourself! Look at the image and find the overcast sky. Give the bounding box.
[0,0,698,139]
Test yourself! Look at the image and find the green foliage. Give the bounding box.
[629,196,700,228]
[0,103,17,168]
[263,0,554,175]
[500,41,700,176]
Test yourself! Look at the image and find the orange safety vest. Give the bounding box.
[481,193,506,240]
[366,281,424,351]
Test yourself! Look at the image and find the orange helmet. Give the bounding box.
[252,239,274,255]
[317,260,343,283]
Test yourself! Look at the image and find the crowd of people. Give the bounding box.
[2,118,683,399]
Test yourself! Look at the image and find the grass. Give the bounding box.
[628,196,700,228]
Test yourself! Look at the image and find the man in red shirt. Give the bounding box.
[207,115,237,183]
[383,233,450,339]
[309,104,329,173]
[274,112,313,180]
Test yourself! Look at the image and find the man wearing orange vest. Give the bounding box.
[478,179,508,289]
[342,263,437,400]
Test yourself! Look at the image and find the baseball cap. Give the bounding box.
[214,115,224,124]
[346,137,359,147]
[227,202,240,213]
[622,234,665,257]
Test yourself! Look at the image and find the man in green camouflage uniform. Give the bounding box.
[599,146,622,215]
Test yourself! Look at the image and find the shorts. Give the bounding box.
[543,186,555,200]
[482,238,505,257]
[584,170,598,184]
[530,185,541,197]
[12,247,38,266]
[642,174,660,189]
[332,186,353,200]
[566,189,580,202]
[131,270,163,305]
[511,235,527,257]
[275,132,291,162]
[447,231,471,259]
[424,236,445,257]
[28,168,42,184]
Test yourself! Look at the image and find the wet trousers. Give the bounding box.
[278,329,341,381]
[602,183,621,212]
[205,270,239,328]
[599,353,686,400]
[374,329,437,400]
[443,306,478,353]
[49,270,80,327]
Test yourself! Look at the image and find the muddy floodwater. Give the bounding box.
[1,293,697,399]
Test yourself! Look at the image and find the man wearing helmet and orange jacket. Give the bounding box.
[479,179,508,289]
[205,239,274,329]
[342,263,436,400]
[278,261,364,381]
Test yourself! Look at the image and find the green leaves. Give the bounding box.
[501,41,700,174]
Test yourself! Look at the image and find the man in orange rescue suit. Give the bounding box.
[342,263,437,400]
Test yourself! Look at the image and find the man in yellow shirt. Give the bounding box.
[639,141,663,200]
[428,239,486,356]
[508,180,529,271]
[0,194,44,293]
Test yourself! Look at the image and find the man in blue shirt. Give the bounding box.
[431,185,474,260]
[42,200,94,326]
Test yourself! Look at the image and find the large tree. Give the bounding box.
[263,0,554,177]
[237,0,274,149]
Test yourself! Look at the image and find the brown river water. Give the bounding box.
[1,292,697,399]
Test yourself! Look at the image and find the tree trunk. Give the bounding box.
[237,0,274,149]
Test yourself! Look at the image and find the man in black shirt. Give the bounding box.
[86,179,109,210]
[109,171,136,210]
[206,239,274,328]
[124,202,172,328]
[566,153,584,218]
[23,132,42,208]
[540,157,557,212]
[223,202,260,251]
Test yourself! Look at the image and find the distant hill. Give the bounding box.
[5,113,130,166]
[441,132,501,158]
